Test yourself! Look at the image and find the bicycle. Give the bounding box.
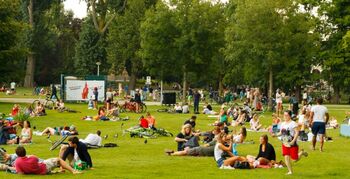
[120,101,147,113]
[156,106,176,113]
[122,126,156,139]
[153,128,173,137]
[32,94,55,110]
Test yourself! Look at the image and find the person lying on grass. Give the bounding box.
[80,130,102,147]
[59,136,93,169]
[35,125,78,137]
[165,127,221,156]
[14,146,81,175]
[0,148,17,172]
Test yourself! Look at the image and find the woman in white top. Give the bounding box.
[250,114,262,131]
[214,132,251,169]
[274,110,307,175]
[275,89,283,117]
[20,120,32,143]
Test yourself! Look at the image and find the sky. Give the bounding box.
[63,0,229,19]
[63,0,87,19]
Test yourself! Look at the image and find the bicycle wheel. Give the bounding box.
[31,100,41,109]
[49,135,68,151]
[45,100,54,110]
[140,103,147,113]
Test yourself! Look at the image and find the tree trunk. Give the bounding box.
[24,0,34,87]
[182,70,187,103]
[295,85,302,103]
[268,69,273,110]
[129,73,136,91]
[334,85,340,104]
[218,73,223,96]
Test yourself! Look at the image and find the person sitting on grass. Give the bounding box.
[55,99,65,111]
[232,108,247,127]
[107,103,120,118]
[202,102,218,115]
[175,124,197,151]
[80,130,102,147]
[60,136,93,169]
[34,103,46,116]
[184,116,197,129]
[216,111,229,126]
[268,113,281,135]
[0,121,19,145]
[10,104,20,116]
[246,134,276,168]
[182,103,189,114]
[145,112,156,130]
[14,146,81,175]
[139,116,149,129]
[8,120,32,144]
[250,114,263,131]
[96,107,109,121]
[174,103,183,113]
[165,127,221,157]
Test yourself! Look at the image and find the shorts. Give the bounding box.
[216,157,225,167]
[282,145,299,160]
[312,122,326,135]
[187,147,201,156]
[43,158,59,173]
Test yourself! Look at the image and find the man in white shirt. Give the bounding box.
[10,82,16,93]
[309,98,329,152]
[79,130,102,147]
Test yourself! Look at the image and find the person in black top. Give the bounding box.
[134,89,142,113]
[193,90,200,114]
[60,136,93,168]
[175,124,194,151]
[256,134,276,165]
[184,116,197,129]
[50,84,59,100]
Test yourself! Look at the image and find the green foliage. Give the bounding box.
[74,18,107,76]
[140,0,226,83]
[0,0,26,83]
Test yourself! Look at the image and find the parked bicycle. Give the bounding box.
[31,94,55,110]
[120,101,147,113]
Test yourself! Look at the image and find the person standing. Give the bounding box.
[274,110,307,175]
[193,90,200,114]
[276,89,283,117]
[10,82,16,94]
[93,87,98,110]
[309,98,329,152]
[50,84,59,100]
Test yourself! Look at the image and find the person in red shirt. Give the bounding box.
[11,104,19,116]
[14,146,81,175]
[145,112,156,130]
[139,116,149,128]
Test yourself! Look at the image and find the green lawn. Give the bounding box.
[0,102,349,178]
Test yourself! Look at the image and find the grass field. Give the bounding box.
[0,101,349,179]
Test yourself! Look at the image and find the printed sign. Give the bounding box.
[66,80,105,101]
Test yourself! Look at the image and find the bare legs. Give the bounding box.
[312,134,324,151]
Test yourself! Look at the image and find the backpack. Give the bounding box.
[233,161,251,169]
[104,143,118,147]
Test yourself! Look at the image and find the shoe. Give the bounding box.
[104,135,108,139]
[221,165,235,170]
[302,150,308,157]
[286,171,292,175]
[164,149,174,156]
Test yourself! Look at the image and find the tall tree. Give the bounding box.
[0,0,26,83]
[107,0,157,90]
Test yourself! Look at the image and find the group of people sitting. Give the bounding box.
[0,134,98,175]
[0,120,32,145]
[173,103,190,114]
[165,108,309,174]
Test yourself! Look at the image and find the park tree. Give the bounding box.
[107,0,157,90]
[140,0,226,99]
[0,0,26,83]
[225,0,320,106]
[22,0,62,87]
[317,0,350,103]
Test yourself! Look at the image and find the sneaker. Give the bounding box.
[164,149,174,156]
[302,150,308,157]
[221,165,235,170]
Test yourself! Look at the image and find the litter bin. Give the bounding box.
[162,93,176,105]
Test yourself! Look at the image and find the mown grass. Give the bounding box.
[0,102,349,179]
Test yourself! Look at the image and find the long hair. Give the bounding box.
[181,124,192,135]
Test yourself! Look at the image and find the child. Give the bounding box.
[88,96,94,109]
